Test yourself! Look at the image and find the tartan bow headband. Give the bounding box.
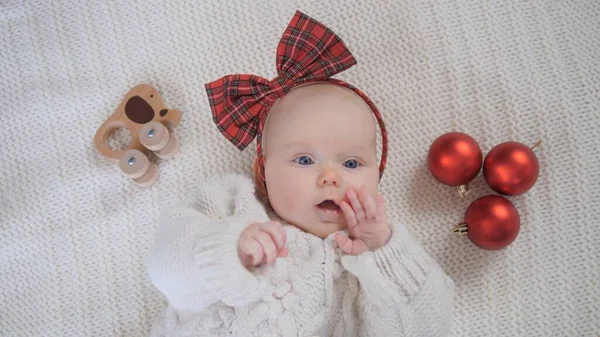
[205,10,388,189]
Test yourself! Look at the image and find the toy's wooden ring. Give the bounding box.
[139,121,169,151]
[95,119,141,163]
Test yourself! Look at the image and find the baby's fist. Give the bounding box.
[238,221,288,269]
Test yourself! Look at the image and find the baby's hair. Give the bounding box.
[253,155,270,203]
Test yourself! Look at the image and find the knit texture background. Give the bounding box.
[1,1,598,336]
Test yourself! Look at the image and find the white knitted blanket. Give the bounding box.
[1,1,598,336]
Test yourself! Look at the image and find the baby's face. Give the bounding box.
[262,84,380,238]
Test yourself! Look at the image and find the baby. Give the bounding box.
[146,11,454,337]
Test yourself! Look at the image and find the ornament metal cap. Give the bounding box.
[453,223,468,235]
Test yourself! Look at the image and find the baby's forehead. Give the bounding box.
[280,83,365,107]
[263,84,377,151]
[268,83,374,123]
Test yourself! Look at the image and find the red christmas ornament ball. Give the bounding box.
[483,142,539,196]
[427,132,483,186]
[461,195,520,250]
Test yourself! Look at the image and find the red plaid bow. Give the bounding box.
[205,10,388,184]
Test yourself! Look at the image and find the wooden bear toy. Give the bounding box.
[94,84,181,186]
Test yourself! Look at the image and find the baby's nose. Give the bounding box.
[319,171,340,187]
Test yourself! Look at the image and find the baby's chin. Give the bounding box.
[297,221,346,239]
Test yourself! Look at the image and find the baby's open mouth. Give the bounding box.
[317,200,340,211]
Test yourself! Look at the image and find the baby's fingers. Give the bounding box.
[359,186,377,219]
[346,188,365,221]
[259,221,287,252]
[335,233,368,255]
[277,247,289,258]
[253,230,278,264]
[340,201,358,229]
[238,238,264,267]
[375,193,388,223]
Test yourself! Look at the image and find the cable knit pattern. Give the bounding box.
[146,173,454,337]
[147,174,273,312]
[1,1,599,336]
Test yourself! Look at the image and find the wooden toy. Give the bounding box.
[94,84,181,186]
[139,121,180,160]
[118,149,160,187]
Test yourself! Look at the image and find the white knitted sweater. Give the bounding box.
[146,173,454,337]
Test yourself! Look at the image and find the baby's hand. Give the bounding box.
[238,221,289,269]
[335,186,392,255]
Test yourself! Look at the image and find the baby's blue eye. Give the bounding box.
[344,159,360,169]
[294,156,314,165]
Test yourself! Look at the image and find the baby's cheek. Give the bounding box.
[366,169,380,195]
[368,181,379,198]
[346,174,379,198]
[285,191,301,213]
[269,183,299,215]
[284,183,305,208]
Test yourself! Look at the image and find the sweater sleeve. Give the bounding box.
[340,222,455,336]
[146,173,273,313]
